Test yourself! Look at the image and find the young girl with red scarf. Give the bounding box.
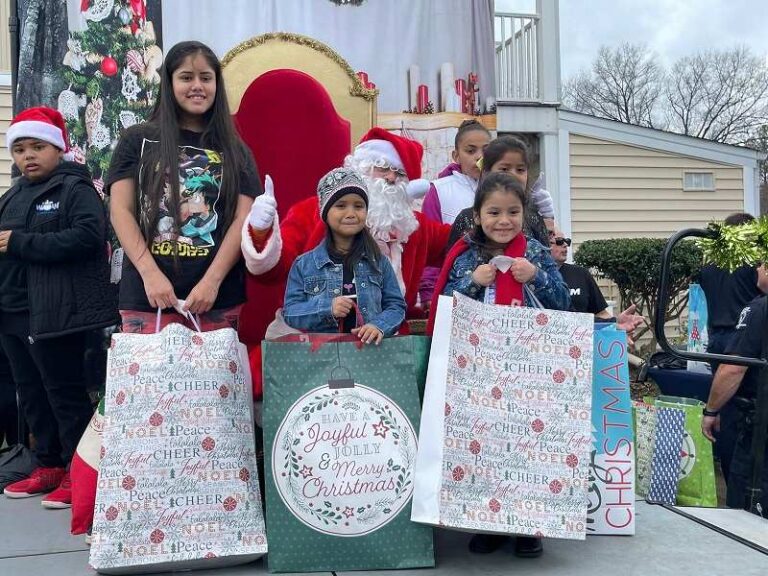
[428,171,569,558]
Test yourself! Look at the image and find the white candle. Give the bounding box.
[409,65,421,112]
[440,62,455,112]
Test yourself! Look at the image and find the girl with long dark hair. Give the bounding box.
[107,41,261,332]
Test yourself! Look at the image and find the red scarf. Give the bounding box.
[427,233,527,335]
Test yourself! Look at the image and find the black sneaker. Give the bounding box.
[468,533,509,554]
[514,536,543,558]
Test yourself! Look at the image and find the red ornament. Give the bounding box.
[452,466,465,482]
[469,333,480,347]
[149,529,165,544]
[100,56,118,77]
[202,436,216,451]
[223,496,237,511]
[80,0,90,12]
[531,418,545,433]
[491,386,503,400]
[444,403,452,417]
[239,468,251,482]
[469,440,482,455]
[219,385,230,399]
[568,346,582,359]
[535,313,549,326]
[566,454,579,468]
[553,370,566,383]
[115,391,126,405]
[105,506,118,521]
[149,412,163,427]
[549,479,563,494]
[456,355,467,369]
[488,498,501,513]
[128,363,139,376]
[228,360,238,374]
[122,476,136,491]
[192,335,204,346]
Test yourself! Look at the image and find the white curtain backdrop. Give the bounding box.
[161,0,494,113]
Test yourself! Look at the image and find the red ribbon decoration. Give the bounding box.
[130,0,147,20]
[80,0,90,12]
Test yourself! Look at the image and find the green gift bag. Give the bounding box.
[262,335,435,573]
[655,395,718,507]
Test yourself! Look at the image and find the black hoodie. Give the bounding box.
[0,161,118,340]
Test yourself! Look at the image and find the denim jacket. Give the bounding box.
[443,236,571,311]
[283,242,406,335]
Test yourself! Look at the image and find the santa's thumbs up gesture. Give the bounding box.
[248,175,277,231]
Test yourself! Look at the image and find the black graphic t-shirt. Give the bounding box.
[106,124,261,311]
[559,263,608,314]
[725,295,766,400]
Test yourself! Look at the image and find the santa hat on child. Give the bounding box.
[7,107,71,155]
[355,127,430,199]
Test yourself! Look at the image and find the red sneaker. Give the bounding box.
[41,472,72,509]
[4,467,66,498]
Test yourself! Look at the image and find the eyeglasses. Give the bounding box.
[551,237,572,247]
[372,164,407,179]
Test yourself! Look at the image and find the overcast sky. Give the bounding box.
[497,0,768,80]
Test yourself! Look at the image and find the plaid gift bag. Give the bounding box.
[647,407,686,504]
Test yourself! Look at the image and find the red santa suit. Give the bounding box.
[240,128,450,396]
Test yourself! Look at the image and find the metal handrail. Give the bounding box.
[654,228,766,369]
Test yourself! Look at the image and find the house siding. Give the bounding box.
[569,133,744,242]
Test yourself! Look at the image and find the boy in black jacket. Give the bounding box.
[0,107,117,508]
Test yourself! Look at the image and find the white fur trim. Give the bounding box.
[406,178,430,200]
[354,140,403,171]
[241,212,283,275]
[7,120,67,151]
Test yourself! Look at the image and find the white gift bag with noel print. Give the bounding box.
[413,294,594,540]
[90,322,267,574]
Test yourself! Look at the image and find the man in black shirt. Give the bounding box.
[698,213,761,482]
[549,229,610,316]
[702,263,768,514]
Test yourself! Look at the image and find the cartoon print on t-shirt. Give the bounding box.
[141,141,223,258]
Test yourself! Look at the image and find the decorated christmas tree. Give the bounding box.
[57,0,162,192]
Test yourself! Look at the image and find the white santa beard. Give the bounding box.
[364,176,419,242]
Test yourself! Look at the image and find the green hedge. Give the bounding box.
[575,238,702,353]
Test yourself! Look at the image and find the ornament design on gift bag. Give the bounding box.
[679,431,697,480]
[273,384,417,536]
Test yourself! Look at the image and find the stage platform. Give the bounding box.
[0,498,765,575]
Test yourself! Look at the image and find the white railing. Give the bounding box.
[495,11,540,102]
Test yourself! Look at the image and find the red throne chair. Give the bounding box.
[222,33,378,393]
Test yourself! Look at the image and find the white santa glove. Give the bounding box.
[248,175,277,231]
[406,178,430,200]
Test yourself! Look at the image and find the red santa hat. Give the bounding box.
[356,127,423,181]
[7,107,71,153]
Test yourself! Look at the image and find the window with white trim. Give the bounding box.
[683,171,715,191]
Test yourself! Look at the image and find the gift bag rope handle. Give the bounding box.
[337,301,365,333]
[154,307,202,334]
[329,341,354,383]
[524,284,545,310]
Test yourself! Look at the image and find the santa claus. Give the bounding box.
[240,128,450,394]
